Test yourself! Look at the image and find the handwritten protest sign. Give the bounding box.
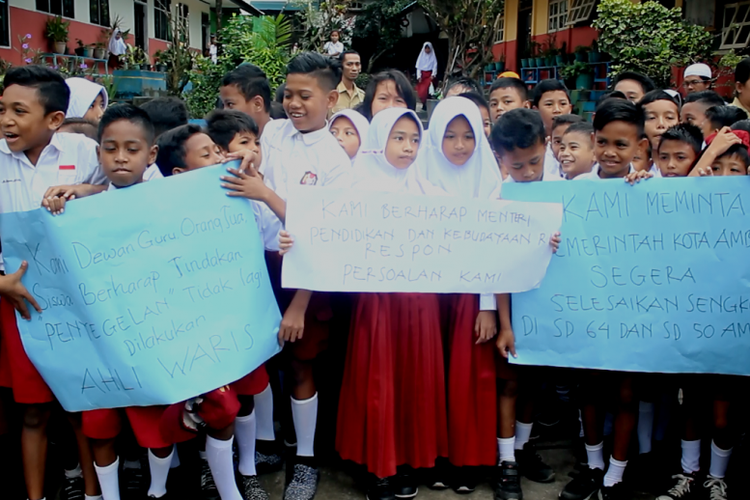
[0,164,282,412]
[502,177,750,375]
[282,186,563,293]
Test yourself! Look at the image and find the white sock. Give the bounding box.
[147,449,172,498]
[235,410,258,476]
[291,393,318,457]
[85,495,103,500]
[638,401,654,454]
[170,445,180,468]
[681,439,701,474]
[94,457,120,500]
[585,441,605,471]
[65,463,83,478]
[514,421,533,450]
[603,457,627,487]
[206,436,243,500]
[255,383,276,441]
[497,437,515,463]
[709,440,732,479]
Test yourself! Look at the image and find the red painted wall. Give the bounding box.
[491,26,598,74]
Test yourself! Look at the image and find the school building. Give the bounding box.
[492,0,749,73]
[0,0,261,65]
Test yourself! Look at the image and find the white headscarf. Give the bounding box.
[351,107,442,195]
[108,29,127,56]
[329,108,370,163]
[418,97,503,199]
[65,77,108,119]
[415,42,437,76]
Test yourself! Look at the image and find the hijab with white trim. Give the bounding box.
[351,107,442,195]
[65,77,108,119]
[329,108,370,163]
[108,29,127,56]
[415,42,438,75]
[418,96,503,199]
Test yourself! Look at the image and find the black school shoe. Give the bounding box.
[366,476,397,500]
[451,466,481,495]
[284,461,320,500]
[559,466,604,500]
[655,472,698,500]
[516,442,555,483]
[61,475,84,500]
[594,482,630,500]
[393,469,418,499]
[256,439,284,475]
[493,461,523,500]
[199,459,220,500]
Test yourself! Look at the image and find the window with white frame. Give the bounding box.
[720,2,750,50]
[155,0,171,41]
[349,1,365,11]
[177,3,189,43]
[548,0,568,33]
[566,0,597,26]
[494,13,505,43]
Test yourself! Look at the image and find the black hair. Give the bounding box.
[275,83,285,103]
[593,98,644,136]
[683,90,725,107]
[657,123,704,155]
[731,119,750,134]
[446,77,482,96]
[286,52,342,91]
[331,30,340,36]
[221,64,272,113]
[638,89,681,112]
[490,108,546,154]
[551,114,583,133]
[532,79,570,107]
[140,97,188,137]
[597,90,627,105]
[205,109,259,151]
[270,100,287,119]
[612,71,656,95]
[339,50,360,63]
[98,103,155,145]
[705,105,748,130]
[356,69,416,121]
[563,121,594,138]
[489,77,528,102]
[458,91,489,113]
[2,65,69,114]
[156,123,204,177]
[60,117,98,141]
[735,57,750,85]
[715,143,750,168]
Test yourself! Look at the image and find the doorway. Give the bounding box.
[134,1,147,51]
[517,0,533,65]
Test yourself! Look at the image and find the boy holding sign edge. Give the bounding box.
[0,65,108,500]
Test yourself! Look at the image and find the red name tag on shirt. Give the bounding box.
[59,165,75,170]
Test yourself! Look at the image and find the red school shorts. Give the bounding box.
[83,406,171,449]
[231,365,269,396]
[0,299,54,404]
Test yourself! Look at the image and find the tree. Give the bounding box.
[163,10,195,96]
[353,0,410,73]
[419,0,504,80]
[295,0,355,53]
[592,0,713,88]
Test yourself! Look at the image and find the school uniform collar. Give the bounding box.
[294,123,330,146]
[337,80,361,96]
[0,132,64,163]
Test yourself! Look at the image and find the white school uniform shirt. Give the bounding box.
[544,142,563,179]
[261,119,352,201]
[0,132,107,270]
[324,41,344,56]
[258,118,286,177]
[575,163,635,180]
[142,164,164,181]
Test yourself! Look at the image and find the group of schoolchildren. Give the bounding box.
[0,50,747,500]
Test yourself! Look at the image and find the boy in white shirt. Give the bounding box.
[0,64,107,500]
[261,51,352,500]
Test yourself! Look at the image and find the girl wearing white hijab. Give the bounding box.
[108,28,127,68]
[336,107,448,500]
[418,96,502,491]
[415,41,438,105]
[328,108,369,164]
[65,77,108,123]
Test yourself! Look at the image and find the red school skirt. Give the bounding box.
[336,293,448,479]
[416,70,433,104]
[444,294,498,467]
[83,406,171,449]
[0,299,54,404]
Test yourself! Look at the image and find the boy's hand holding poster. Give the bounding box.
[502,177,750,376]
[0,165,282,412]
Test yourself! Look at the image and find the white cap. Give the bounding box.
[684,63,712,79]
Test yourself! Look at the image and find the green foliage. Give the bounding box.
[559,61,591,80]
[45,16,70,43]
[185,14,292,118]
[295,1,355,53]
[353,0,410,72]
[592,0,713,88]
[162,11,195,95]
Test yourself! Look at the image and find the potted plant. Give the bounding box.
[75,39,86,56]
[588,40,602,63]
[45,16,69,54]
[560,60,594,90]
[132,47,150,70]
[574,45,589,62]
[495,56,505,72]
[92,41,106,60]
[154,50,168,72]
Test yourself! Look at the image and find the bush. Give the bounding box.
[592,0,713,88]
[184,14,292,118]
